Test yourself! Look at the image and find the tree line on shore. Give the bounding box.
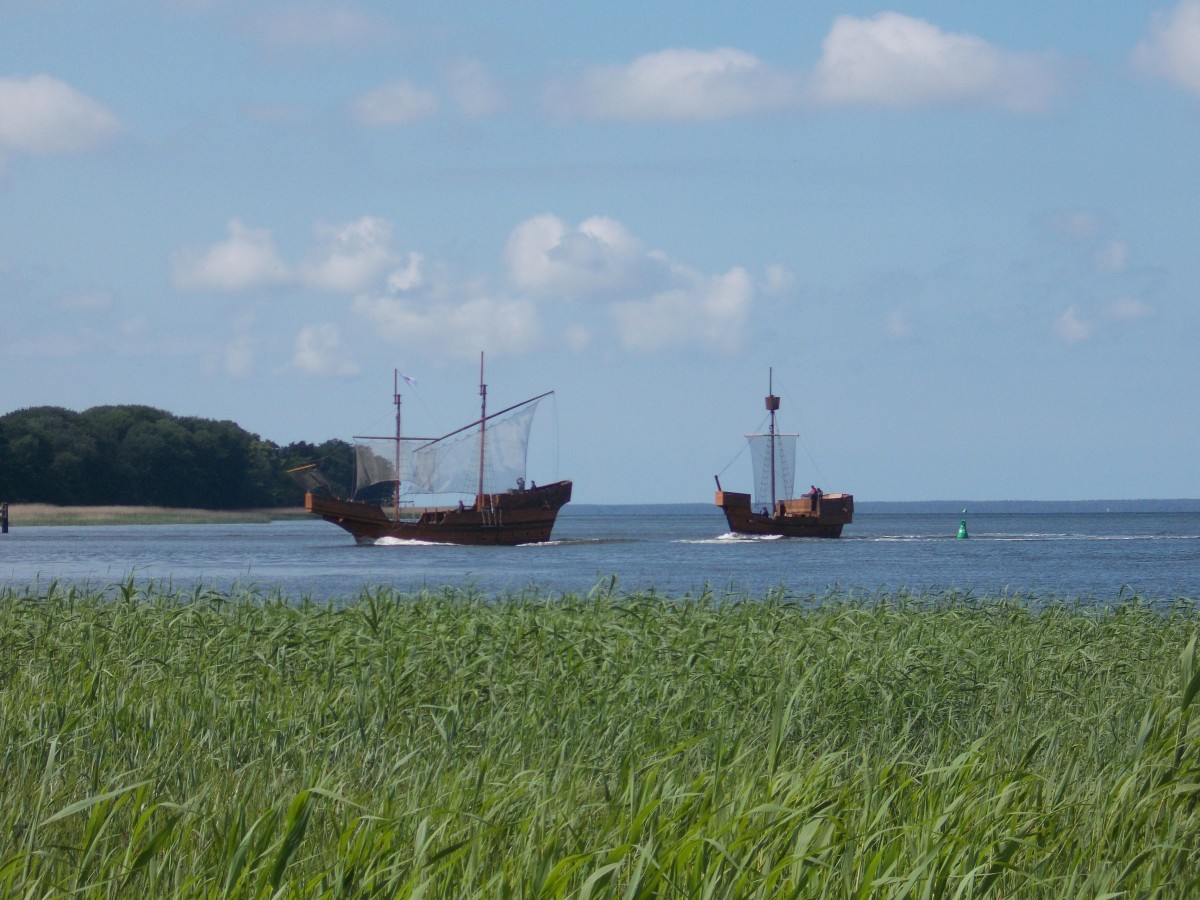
[0,405,353,508]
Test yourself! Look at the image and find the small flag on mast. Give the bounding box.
[400,373,417,387]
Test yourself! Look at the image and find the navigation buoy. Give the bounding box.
[957,508,969,540]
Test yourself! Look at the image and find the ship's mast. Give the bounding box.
[477,352,487,501]
[393,369,402,521]
[766,368,780,514]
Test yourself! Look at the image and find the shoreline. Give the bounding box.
[3,503,309,526]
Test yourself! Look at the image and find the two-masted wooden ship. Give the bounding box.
[294,356,571,545]
[714,370,852,538]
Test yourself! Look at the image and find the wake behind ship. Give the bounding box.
[293,356,571,546]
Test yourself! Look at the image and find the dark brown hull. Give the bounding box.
[306,480,572,546]
[715,490,852,538]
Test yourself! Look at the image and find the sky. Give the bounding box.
[1,1,1198,504]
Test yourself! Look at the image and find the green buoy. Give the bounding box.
[957,508,969,540]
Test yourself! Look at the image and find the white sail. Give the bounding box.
[746,432,796,511]
[354,397,542,499]
[411,400,539,494]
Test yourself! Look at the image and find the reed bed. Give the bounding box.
[1,581,1198,897]
[5,504,306,526]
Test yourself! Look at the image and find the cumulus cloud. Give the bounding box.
[1054,306,1091,344]
[351,80,438,125]
[1094,240,1129,274]
[1054,297,1152,345]
[386,252,424,292]
[1133,0,1200,96]
[809,13,1064,112]
[507,213,761,351]
[353,293,541,358]
[292,323,359,375]
[610,267,753,352]
[173,215,419,295]
[298,216,398,293]
[213,311,258,378]
[760,264,795,296]
[445,59,506,117]
[0,74,119,155]
[250,6,388,48]
[507,214,668,298]
[171,219,290,292]
[886,310,915,341]
[546,47,800,121]
[1102,296,1153,322]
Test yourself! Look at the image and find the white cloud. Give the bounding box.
[298,216,398,293]
[351,80,438,126]
[251,6,385,48]
[610,267,753,352]
[507,213,757,351]
[1054,296,1153,345]
[507,214,668,298]
[760,264,795,296]
[387,252,424,292]
[353,293,541,358]
[1133,0,1200,96]
[292,323,359,376]
[171,219,290,292]
[564,324,592,352]
[1049,211,1103,238]
[0,74,119,155]
[224,333,254,377]
[1054,306,1091,344]
[445,59,505,117]
[810,13,1064,112]
[56,291,112,310]
[547,48,799,121]
[1094,240,1129,274]
[1102,297,1153,322]
[886,310,915,340]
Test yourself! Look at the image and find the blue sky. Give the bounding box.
[2,0,1198,503]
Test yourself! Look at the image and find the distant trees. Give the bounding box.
[0,405,354,508]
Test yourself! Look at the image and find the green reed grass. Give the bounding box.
[1,580,1197,897]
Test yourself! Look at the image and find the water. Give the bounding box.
[1,505,1198,603]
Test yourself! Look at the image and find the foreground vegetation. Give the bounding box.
[2,583,1198,897]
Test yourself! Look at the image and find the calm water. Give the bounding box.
[1,505,1198,603]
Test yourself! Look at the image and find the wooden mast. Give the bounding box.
[766,368,780,515]
[393,369,401,521]
[477,351,487,502]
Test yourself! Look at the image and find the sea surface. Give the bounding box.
[2,505,1198,604]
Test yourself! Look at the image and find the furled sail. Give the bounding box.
[746,432,796,510]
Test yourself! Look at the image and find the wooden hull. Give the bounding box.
[715,490,852,538]
[306,480,573,546]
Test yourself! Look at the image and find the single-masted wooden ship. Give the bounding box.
[293,355,571,545]
[714,370,852,538]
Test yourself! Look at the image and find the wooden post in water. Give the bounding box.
[1,501,8,534]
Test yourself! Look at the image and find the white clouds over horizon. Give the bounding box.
[546,47,799,121]
[171,220,290,292]
[0,74,119,157]
[172,216,401,294]
[248,6,391,49]
[171,212,767,361]
[351,79,439,126]
[809,13,1065,112]
[506,213,758,352]
[1133,0,1200,97]
[545,13,1066,122]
